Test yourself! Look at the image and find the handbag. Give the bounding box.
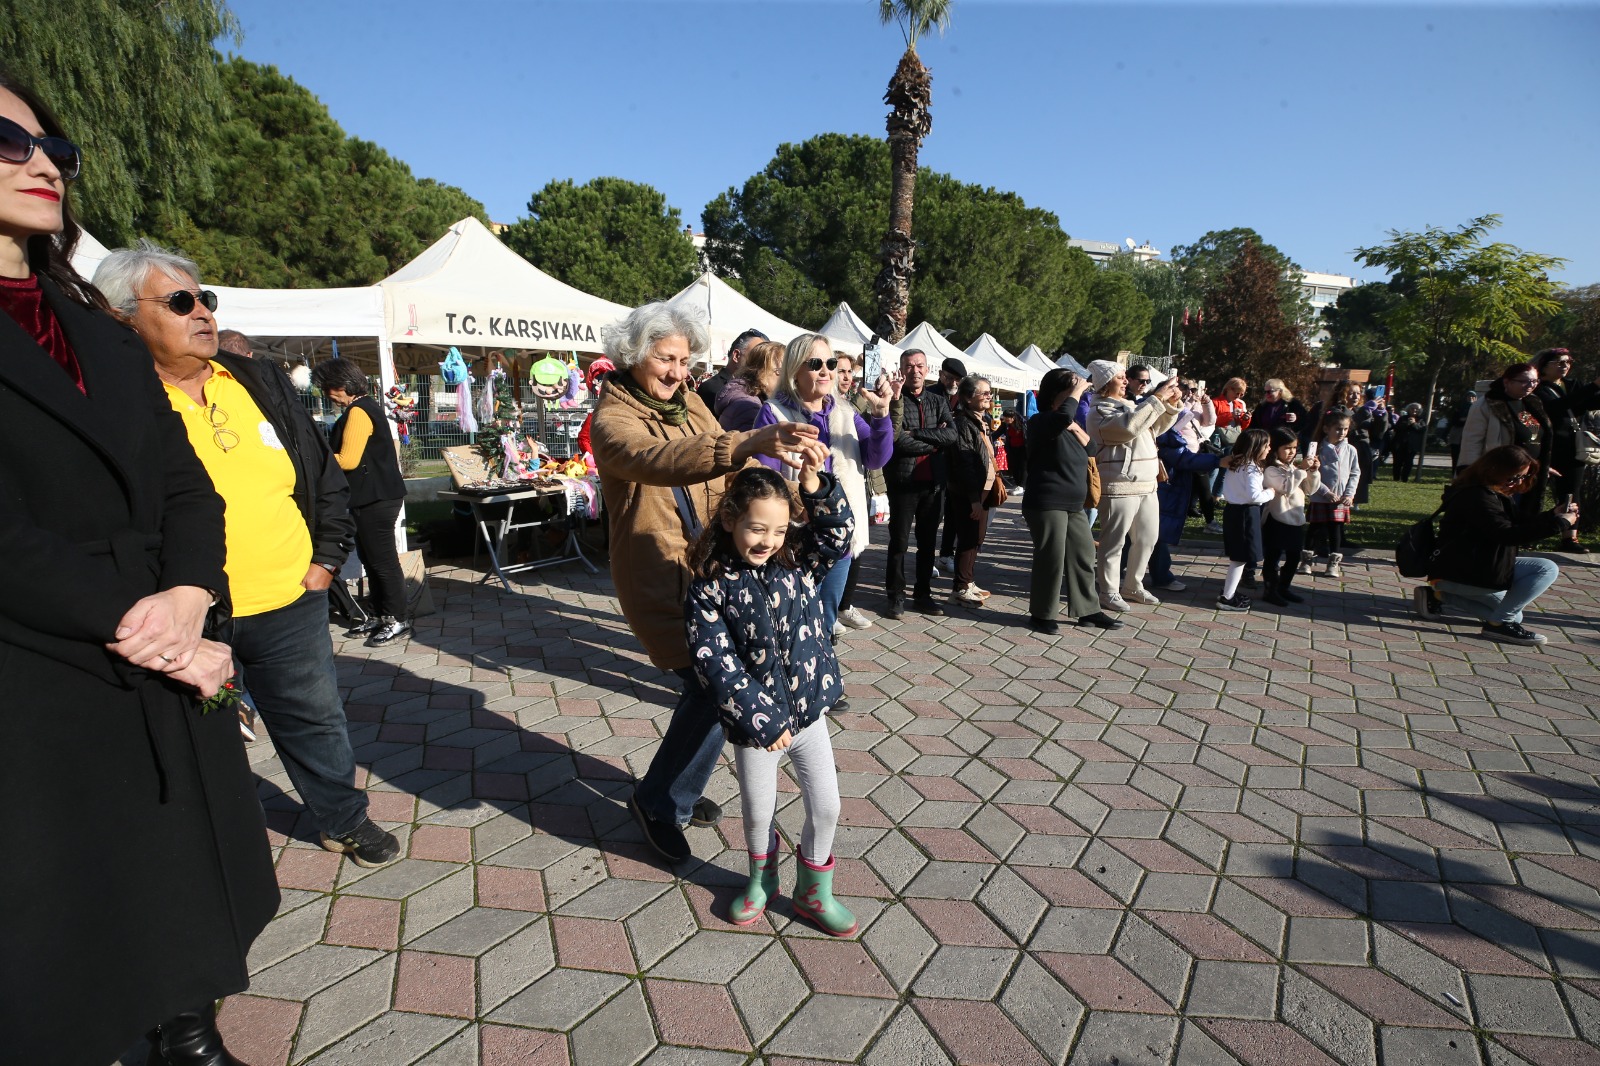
[1085,457,1102,510]
[984,478,1008,510]
[1579,410,1600,465]
[1394,502,1446,578]
[868,492,891,525]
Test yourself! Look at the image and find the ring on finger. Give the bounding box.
[159,654,175,664]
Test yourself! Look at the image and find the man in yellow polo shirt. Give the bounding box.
[97,244,398,869]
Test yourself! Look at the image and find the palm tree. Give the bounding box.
[873,0,952,343]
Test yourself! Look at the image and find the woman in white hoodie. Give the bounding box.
[1085,359,1182,612]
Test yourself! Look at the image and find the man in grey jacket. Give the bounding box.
[884,348,957,619]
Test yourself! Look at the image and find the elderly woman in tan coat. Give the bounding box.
[1086,358,1182,612]
[591,302,823,865]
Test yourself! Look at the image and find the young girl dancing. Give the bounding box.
[685,443,859,937]
[1261,428,1321,607]
[1217,428,1277,612]
[1303,412,1359,578]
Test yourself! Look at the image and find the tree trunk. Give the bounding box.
[874,46,932,344]
[1417,360,1443,475]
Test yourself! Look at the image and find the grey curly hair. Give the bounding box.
[602,302,711,370]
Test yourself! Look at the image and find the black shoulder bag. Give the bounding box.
[1394,502,1446,578]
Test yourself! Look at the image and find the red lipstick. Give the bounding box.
[22,189,61,202]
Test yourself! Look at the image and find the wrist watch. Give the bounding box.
[315,562,338,575]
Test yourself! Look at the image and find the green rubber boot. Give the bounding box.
[793,851,857,937]
[730,838,780,926]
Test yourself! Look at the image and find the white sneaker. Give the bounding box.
[972,585,992,600]
[838,607,874,630]
[1122,586,1161,606]
[1151,578,1187,592]
[1012,485,1025,496]
[951,586,985,606]
[831,622,846,639]
[1100,591,1131,613]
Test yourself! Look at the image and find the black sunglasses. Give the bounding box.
[136,289,219,316]
[805,357,839,372]
[0,116,81,180]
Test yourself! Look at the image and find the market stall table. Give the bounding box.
[439,484,598,591]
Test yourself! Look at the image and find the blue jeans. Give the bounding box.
[819,552,851,632]
[635,667,724,828]
[229,589,368,837]
[1147,540,1176,586]
[1435,557,1560,625]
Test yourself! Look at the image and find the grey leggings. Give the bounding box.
[733,721,841,861]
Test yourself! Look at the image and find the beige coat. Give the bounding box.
[591,381,751,670]
[1087,396,1180,497]
[1263,462,1322,526]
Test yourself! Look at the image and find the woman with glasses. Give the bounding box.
[1415,444,1575,647]
[0,73,276,1066]
[945,375,1004,606]
[755,334,899,640]
[1249,378,1308,436]
[1458,363,1553,516]
[1532,348,1600,552]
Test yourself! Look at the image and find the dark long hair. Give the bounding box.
[1231,427,1272,466]
[0,70,104,309]
[1267,426,1300,464]
[688,466,802,579]
[1037,368,1077,413]
[1454,444,1536,490]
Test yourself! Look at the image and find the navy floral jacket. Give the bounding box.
[686,473,853,749]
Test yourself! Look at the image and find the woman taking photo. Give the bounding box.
[0,72,276,1066]
[1023,368,1124,634]
[312,359,412,646]
[1532,347,1600,552]
[755,333,898,637]
[1415,444,1574,647]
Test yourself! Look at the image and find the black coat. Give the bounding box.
[1429,484,1565,590]
[886,388,957,489]
[0,280,278,1066]
[1022,409,1090,513]
[947,410,994,505]
[332,394,406,507]
[1534,378,1600,469]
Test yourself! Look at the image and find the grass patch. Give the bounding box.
[404,500,455,538]
[1348,466,1449,550]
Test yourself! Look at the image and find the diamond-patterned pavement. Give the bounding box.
[117,511,1600,1065]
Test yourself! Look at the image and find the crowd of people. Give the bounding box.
[2,68,1591,1066]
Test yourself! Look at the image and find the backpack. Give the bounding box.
[1394,502,1446,578]
[439,347,469,386]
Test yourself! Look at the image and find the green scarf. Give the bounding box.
[614,369,689,427]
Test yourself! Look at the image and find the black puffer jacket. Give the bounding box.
[1429,484,1564,590]
[885,387,957,489]
[947,409,993,505]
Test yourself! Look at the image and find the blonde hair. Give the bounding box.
[1263,378,1292,401]
[1222,377,1247,398]
[733,340,785,399]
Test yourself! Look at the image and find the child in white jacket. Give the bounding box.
[1261,428,1321,606]
[1303,412,1360,578]
[1217,428,1277,612]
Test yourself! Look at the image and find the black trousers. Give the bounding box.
[886,485,944,602]
[1262,516,1306,589]
[352,498,408,617]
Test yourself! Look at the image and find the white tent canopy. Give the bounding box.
[818,302,902,363]
[961,333,1036,395]
[898,321,966,383]
[665,271,807,368]
[1054,352,1090,377]
[382,217,629,356]
[1016,344,1057,375]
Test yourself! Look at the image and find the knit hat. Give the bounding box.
[584,356,615,391]
[1087,359,1122,392]
[941,357,967,379]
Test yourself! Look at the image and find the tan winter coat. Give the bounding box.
[1263,462,1322,526]
[1087,395,1180,497]
[591,379,752,670]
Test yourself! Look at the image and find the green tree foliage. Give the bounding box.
[155,60,487,287]
[703,133,1095,352]
[1060,270,1153,362]
[1104,252,1186,362]
[1170,227,1314,336]
[1352,215,1565,418]
[501,178,699,306]
[1321,280,1410,380]
[1,0,239,246]
[1182,239,1316,395]
[1523,283,1600,358]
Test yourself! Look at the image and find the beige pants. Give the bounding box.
[1096,491,1159,597]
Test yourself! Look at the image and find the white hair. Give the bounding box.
[92,239,202,316]
[603,302,711,370]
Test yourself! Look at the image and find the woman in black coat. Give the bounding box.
[1416,444,1573,647]
[0,74,277,1066]
[1532,347,1600,552]
[312,358,411,644]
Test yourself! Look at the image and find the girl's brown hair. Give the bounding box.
[732,340,786,400]
[1232,427,1272,465]
[1455,444,1537,490]
[689,466,802,579]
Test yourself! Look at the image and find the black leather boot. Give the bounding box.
[147,1004,246,1066]
[1261,564,1288,607]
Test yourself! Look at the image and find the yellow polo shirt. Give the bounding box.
[164,364,312,617]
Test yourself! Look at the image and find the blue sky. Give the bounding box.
[228,0,1599,285]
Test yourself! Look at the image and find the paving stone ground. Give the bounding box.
[121,510,1600,1065]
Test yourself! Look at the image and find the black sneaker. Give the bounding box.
[912,597,945,616]
[690,796,723,828]
[832,697,852,715]
[630,792,690,863]
[1412,585,1442,619]
[365,617,412,647]
[1481,622,1546,646]
[1029,616,1060,635]
[1079,612,1125,631]
[238,704,257,743]
[884,599,906,621]
[343,616,381,637]
[320,818,400,868]
[1216,593,1252,612]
